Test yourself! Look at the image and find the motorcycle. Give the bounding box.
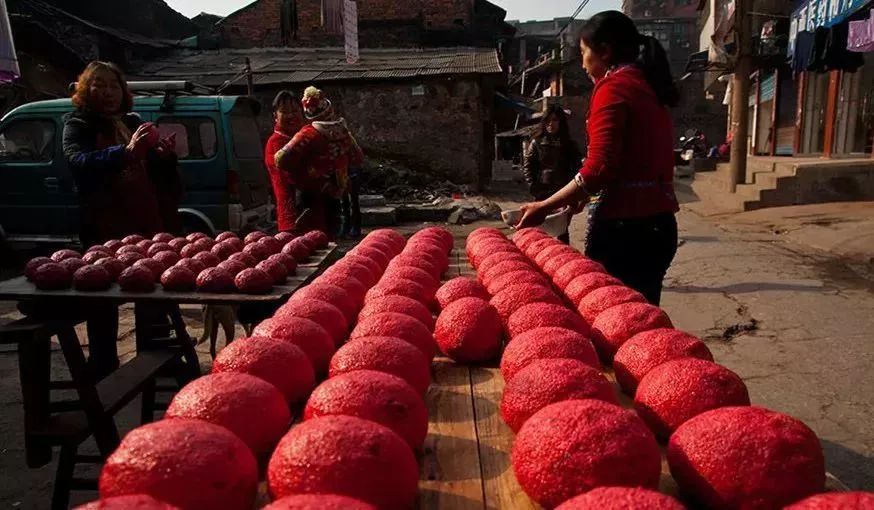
[674,130,708,166]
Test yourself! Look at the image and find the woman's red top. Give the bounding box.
[264,128,295,232]
[577,65,680,220]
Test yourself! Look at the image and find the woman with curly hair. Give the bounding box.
[63,61,181,247]
[56,61,181,378]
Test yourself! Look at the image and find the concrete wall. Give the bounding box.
[755,161,874,209]
[252,76,490,186]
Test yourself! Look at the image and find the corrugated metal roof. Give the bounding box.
[131,47,503,86]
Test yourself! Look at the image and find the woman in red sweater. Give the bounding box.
[518,10,680,305]
[264,90,304,233]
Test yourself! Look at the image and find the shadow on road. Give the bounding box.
[667,282,825,294]
[821,439,874,490]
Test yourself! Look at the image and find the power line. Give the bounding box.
[558,0,591,36]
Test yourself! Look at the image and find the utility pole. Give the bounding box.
[729,0,753,192]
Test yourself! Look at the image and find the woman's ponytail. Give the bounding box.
[579,11,681,108]
[638,34,680,107]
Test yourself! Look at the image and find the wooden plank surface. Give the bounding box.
[470,367,539,510]
[0,245,337,305]
[419,360,485,510]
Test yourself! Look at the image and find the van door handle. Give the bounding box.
[43,177,59,190]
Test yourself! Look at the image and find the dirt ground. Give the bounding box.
[1,191,873,507]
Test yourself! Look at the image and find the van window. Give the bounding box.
[230,114,263,159]
[0,119,55,162]
[155,117,217,160]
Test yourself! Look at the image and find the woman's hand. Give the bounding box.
[126,124,156,159]
[516,201,549,229]
[155,133,177,158]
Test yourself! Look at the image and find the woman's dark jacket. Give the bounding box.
[63,111,182,246]
[522,134,583,200]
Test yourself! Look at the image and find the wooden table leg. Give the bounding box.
[168,305,200,379]
[55,325,120,457]
[17,331,52,467]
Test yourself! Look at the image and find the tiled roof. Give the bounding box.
[131,47,503,87]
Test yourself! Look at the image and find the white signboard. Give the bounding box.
[344,0,359,65]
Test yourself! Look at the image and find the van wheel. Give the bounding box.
[180,212,216,237]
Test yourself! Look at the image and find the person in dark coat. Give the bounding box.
[58,61,181,378]
[63,61,182,247]
[517,11,681,306]
[522,105,583,244]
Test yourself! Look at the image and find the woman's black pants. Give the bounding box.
[585,213,678,306]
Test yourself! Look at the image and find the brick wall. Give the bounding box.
[220,0,284,47]
[219,0,477,48]
[252,77,488,185]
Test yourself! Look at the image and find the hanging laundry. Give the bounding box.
[824,22,864,70]
[793,30,816,73]
[848,9,874,52]
[0,0,19,83]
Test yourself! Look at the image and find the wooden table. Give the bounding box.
[0,244,339,505]
[417,246,847,509]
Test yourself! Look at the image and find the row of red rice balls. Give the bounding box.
[461,227,859,510]
[79,228,455,510]
[24,230,326,294]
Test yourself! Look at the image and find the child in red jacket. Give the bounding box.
[264,90,305,233]
[275,87,363,238]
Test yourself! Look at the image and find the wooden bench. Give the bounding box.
[0,317,185,510]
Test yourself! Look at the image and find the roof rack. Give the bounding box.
[67,80,219,111]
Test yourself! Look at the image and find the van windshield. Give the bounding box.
[230,113,263,159]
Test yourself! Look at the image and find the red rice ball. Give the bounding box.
[577,285,647,325]
[490,283,562,324]
[555,487,686,510]
[316,269,368,306]
[481,260,536,289]
[165,373,290,457]
[507,302,590,339]
[486,270,550,295]
[304,370,428,449]
[476,251,529,280]
[590,302,674,362]
[667,406,825,509]
[563,272,623,307]
[541,251,584,278]
[289,283,358,323]
[212,336,315,404]
[330,336,431,395]
[75,495,180,509]
[554,258,608,291]
[350,312,436,361]
[359,295,435,331]
[434,297,502,363]
[253,317,335,375]
[501,358,617,432]
[267,416,418,509]
[613,328,713,394]
[634,358,750,438]
[99,419,258,510]
[435,277,490,310]
[785,493,874,509]
[501,327,600,381]
[512,399,661,508]
[275,300,348,347]
[264,495,376,510]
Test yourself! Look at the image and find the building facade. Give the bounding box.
[132,47,504,186]
[695,0,873,159]
[211,0,515,49]
[622,0,726,147]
